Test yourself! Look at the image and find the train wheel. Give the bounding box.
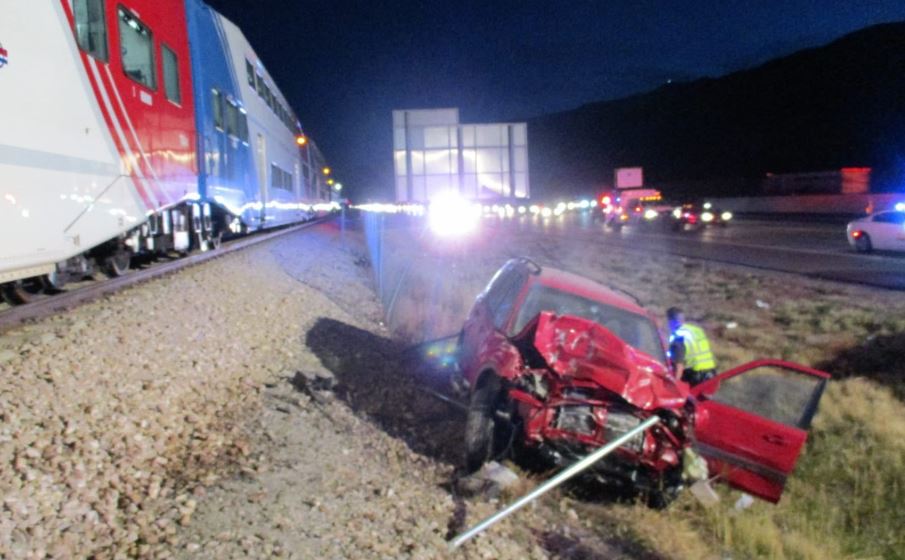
[102,252,131,277]
[1,279,44,305]
[41,271,66,294]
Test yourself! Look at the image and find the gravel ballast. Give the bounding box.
[2,218,625,559]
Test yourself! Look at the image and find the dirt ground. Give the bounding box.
[1,216,657,559]
[4,212,902,559]
[360,212,905,559]
[172,218,652,560]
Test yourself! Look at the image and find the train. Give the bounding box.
[0,0,332,304]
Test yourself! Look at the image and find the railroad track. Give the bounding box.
[0,218,328,333]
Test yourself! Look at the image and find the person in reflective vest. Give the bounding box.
[666,307,717,385]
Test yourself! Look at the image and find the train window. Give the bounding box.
[270,165,294,191]
[162,44,181,105]
[238,108,249,143]
[118,7,155,90]
[74,0,109,61]
[212,89,224,130]
[245,59,255,87]
[225,101,239,138]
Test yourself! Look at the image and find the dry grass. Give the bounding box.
[364,216,905,559]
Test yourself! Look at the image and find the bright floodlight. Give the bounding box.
[428,193,480,236]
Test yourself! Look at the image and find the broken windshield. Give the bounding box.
[512,285,666,365]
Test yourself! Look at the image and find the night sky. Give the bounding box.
[204,0,905,201]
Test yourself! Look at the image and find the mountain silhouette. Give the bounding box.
[528,22,905,199]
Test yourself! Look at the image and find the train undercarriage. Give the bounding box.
[0,201,231,306]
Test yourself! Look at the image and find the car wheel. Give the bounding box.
[463,374,512,473]
[854,233,872,253]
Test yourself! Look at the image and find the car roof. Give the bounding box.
[849,210,903,223]
[532,266,651,317]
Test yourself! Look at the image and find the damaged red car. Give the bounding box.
[456,258,829,505]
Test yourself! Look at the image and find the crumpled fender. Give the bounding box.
[526,312,689,410]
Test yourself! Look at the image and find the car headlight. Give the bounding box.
[672,208,682,219]
[721,211,733,221]
[701,211,714,223]
[644,209,659,220]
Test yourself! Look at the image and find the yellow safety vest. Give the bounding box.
[675,323,716,372]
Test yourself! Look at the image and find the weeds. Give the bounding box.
[365,219,905,559]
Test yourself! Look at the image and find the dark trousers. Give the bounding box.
[682,369,716,386]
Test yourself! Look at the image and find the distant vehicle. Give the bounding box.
[846,210,905,253]
[670,202,733,231]
[597,189,663,229]
[455,258,830,505]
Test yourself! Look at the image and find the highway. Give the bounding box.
[510,214,905,290]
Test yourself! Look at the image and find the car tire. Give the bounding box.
[854,233,872,253]
[463,374,512,473]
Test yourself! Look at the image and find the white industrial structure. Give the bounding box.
[392,108,529,202]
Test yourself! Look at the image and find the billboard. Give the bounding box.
[616,167,643,189]
[393,108,529,202]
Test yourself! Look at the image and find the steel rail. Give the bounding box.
[0,219,327,333]
[448,415,661,549]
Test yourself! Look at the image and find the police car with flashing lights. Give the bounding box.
[846,205,905,253]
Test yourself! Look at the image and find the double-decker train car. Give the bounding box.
[0,0,327,304]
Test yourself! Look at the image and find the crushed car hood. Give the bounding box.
[524,312,689,411]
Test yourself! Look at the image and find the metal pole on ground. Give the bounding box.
[448,415,661,550]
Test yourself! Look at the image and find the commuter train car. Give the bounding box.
[0,0,324,304]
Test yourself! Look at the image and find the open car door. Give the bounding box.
[691,359,830,503]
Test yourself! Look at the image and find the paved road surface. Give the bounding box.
[506,214,905,290]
